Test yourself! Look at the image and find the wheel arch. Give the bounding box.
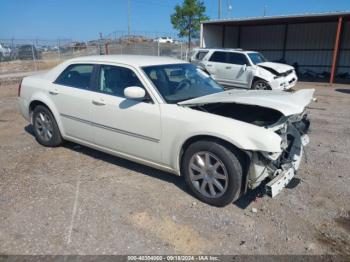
[178,135,252,196]
[28,98,65,136]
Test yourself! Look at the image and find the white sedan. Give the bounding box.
[18,55,314,206]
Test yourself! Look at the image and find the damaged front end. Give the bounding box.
[184,88,315,197]
[248,113,310,197]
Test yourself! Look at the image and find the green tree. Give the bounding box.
[171,0,209,49]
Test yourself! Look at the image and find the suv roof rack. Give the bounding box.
[195,47,244,51]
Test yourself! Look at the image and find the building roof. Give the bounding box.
[68,55,187,67]
[202,11,350,26]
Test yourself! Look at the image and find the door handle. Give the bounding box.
[206,64,212,67]
[49,89,59,95]
[225,66,232,69]
[92,99,106,106]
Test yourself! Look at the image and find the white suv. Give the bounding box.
[191,48,298,90]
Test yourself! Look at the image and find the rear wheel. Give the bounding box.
[252,79,271,90]
[32,105,63,147]
[182,140,243,207]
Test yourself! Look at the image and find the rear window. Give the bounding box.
[55,64,94,89]
[209,51,227,63]
[227,53,248,65]
[195,51,209,61]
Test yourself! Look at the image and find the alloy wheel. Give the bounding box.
[34,112,54,142]
[255,81,269,90]
[188,151,229,198]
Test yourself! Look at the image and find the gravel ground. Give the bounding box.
[0,80,349,255]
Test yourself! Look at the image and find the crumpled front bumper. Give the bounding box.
[265,133,309,197]
[247,116,310,197]
[270,71,298,90]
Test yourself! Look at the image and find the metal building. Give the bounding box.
[200,12,350,84]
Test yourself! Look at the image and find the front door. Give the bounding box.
[223,52,252,88]
[90,64,162,163]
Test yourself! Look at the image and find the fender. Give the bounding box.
[252,66,274,84]
[29,92,66,137]
[171,126,281,174]
[159,104,282,174]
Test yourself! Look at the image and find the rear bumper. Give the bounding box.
[18,97,30,122]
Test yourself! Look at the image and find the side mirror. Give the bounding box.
[242,64,247,71]
[124,86,146,100]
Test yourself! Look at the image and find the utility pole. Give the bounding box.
[128,0,131,36]
[227,0,232,18]
[99,32,103,55]
[218,0,221,19]
[263,5,267,16]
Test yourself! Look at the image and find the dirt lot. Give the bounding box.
[0,60,62,74]
[0,79,349,255]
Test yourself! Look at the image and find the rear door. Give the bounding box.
[203,51,228,83]
[51,63,95,142]
[191,50,209,66]
[224,52,252,88]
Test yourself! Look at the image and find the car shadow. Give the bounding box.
[335,89,350,94]
[25,124,188,194]
[233,182,267,209]
[25,124,267,209]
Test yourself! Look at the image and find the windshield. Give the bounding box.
[248,52,268,65]
[142,63,224,103]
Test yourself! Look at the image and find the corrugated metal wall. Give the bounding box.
[223,26,239,47]
[338,21,350,75]
[202,25,223,48]
[203,19,350,82]
[285,22,336,76]
[240,25,285,62]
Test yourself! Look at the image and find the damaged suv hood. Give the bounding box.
[178,89,315,116]
[258,62,294,74]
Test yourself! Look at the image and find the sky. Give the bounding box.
[0,0,349,41]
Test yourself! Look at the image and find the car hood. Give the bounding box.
[257,62,294,74]
[178,89,315,116]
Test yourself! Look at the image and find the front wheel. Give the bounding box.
[252,79,271,90]
[182,140,243,207]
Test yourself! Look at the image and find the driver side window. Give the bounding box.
[97,65,144,98]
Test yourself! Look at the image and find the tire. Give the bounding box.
[182,140,243,207]
[32,105,63,147]
[252,79,271,90]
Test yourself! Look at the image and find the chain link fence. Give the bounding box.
[0,37,195,75]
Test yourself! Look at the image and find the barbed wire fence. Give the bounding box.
[0,31,197,75]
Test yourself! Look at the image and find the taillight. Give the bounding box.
[18,79,23,97]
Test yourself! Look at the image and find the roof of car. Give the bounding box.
[67,55,187,67]
[194,48,257,54]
